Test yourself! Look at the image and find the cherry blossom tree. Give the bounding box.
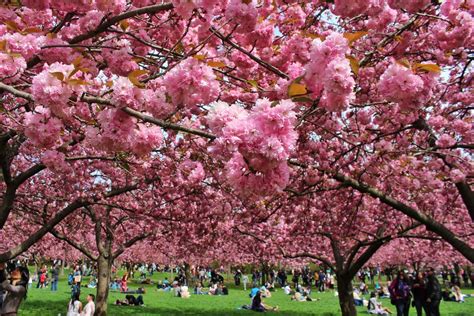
[0,1,473,315]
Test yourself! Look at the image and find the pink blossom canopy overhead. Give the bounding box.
[0,0,472,266]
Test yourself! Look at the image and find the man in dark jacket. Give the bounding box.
[425,268,442,316]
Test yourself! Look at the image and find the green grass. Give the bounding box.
[18,270,474,315]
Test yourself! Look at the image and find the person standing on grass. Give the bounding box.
[389,271,411,316]
[67,292,82,316]
[81,294,95,316]
[412,272,428,316]
[50,264,59,292]
[234,269,242,286]
[242,273,249,291]
[425,268,442,316]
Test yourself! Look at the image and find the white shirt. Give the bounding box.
[67,300,81,316]
[283,285,291,295]
[81,301,95,316]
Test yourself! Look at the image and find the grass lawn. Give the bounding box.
[18,270,474,315]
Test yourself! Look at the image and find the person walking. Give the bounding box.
[426,268,442,316]
[389,271,411,316]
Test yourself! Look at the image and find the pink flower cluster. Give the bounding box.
[86,108,136,152]
[86,109,163,155]
[163,57,219,110]
[96,0,126,14]
[0,33,43,60]
[39,37,74,65]
[377,62,425,110]
[207,99,297,198]
[111,76,143,109]
[24,106,63,149]
[225,0,258,33]
[0,53,26,83]
[433,1,473,51]
[111,77,175,118]
[332,0,372,18]
[171,0,221,19]
[304,33,355,112]
[178,160,206,185]
[103,41,138,77]
[130,124,163,156]
[31,63,74,117]
[387,0,430,13]
[141,86,175,119]
[41,150,72,174]
[436,134,456,148]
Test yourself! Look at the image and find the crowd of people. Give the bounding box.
[1,259,473,315]
[348,267,473,316]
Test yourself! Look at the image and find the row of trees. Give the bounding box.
[0,0,472,315]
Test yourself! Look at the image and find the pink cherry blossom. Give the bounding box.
[164,57,219,109]
[436,134,456,148]
[24,106,63,149]
[0,53,26,83]
[377,62,425,110]
[31,63,74,117]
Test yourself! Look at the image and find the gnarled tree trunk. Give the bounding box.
[94,254,112,316]
[337,273,357,316]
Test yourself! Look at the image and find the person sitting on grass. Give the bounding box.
[451,284,472,302]
[264,282,275,292]
[376,285,390,299]
[368,292,392,315]
[353,288,365,306]
[222,284,229,295]
[120,273,128,292]
[87,276,97,289]
[208,283,218,295]
[179,285,191,298]
[251,291,278,312]
[249,285,260,298]
[194,281,208,295]
[283,284,293,295]
[110,279,120,291]
[261,286,272,298]
[360,282,369,295]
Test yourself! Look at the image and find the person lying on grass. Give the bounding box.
[115,294,145,306]
[291,291,319,302]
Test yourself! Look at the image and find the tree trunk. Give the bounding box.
[94,255,112,316]
[337,273,357,316]
[184,262,191,286]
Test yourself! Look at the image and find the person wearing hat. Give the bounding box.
[0,264,29,316]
